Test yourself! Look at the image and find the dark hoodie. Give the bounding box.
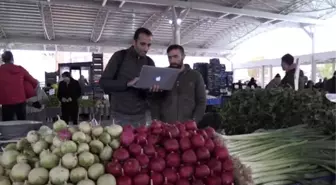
[0,63,38,105]
[281,68,304,89]
[150,64,207,123]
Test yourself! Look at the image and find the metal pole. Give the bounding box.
[261,66,265,88]
[269,65,273,79]
[172,7,181,45]
[311,26,316,82]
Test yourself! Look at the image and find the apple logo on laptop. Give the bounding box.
[155,76,161,82]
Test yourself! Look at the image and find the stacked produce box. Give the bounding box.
[0,119,235,185]
[193,63,209,89]
[207,59,222,96]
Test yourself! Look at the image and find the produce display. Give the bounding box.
[0,118,235,185]
[220,88,336,135]
[222,124,336,185]
[46,97,108,109]
[0,118,122,185]
[105,120,234,185]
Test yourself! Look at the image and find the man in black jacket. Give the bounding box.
[150,45,206,123]
[99,28,157,126]
[280,53,304,89]
[57,72,81,125]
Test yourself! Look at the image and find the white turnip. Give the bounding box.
[79,121,92,134]
[1,150,20,168]
[97,174,117,185]
[72,132,87,143]
[11,163,31,182]
[40,152,59,169]
[78,152,95,168]
[61,153,78,169]
[100,145,113,161]
[77,143,90,153]
[53,116,68,132]
[92,125,104,137]
[109,139,121,149]
[99,132,112,145]
[88,163,105,180]
[61,140,78,154]
[28,167,49,185]
[49,165,70,185]
[70,167,87,183]
[106,124,123,137]
[89,140,104,154]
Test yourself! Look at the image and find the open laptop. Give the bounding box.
[133,65,180,90]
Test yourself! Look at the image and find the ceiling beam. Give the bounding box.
[90,8,110,42]
[39,2,55,40]
[0,37,232,54]
[115,0,329,25]
[141,7,171,33]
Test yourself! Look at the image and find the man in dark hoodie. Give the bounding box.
[150,45,206,123]
[280,53,304,89]
[99,28,156,126]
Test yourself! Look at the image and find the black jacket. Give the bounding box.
[57,78,81,105]
[150,65,206,123]
[281,68,304,89]
[99,47,155,115]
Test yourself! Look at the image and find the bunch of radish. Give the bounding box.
[106,120,234,185]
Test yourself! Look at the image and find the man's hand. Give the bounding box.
[150,85,161,92]
[127,77,139,87]
[67,97,72,102]
[61,98,67,102]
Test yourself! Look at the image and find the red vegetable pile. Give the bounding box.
[106,120,234,185]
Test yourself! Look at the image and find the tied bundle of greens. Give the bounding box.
[221,124,336,185]
[220,88,336,136]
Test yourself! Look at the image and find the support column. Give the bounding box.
[311,27,316,82]
[172,7,181,45]
[269,65,273,79]
[261,66,265,88]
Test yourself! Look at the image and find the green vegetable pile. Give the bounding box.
[220,88,336,135]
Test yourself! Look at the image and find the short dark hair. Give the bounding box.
[275,74,281,78]
[133,27,153,40]
[1,51,14,63]
[281,54,294,65]
[167,44,185,56]
[61,72,71,78]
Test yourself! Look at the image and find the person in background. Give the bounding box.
[57,72,81,125]
[100,27,158,126]
[0,51,38,121]
[314,79,323,89]
[247,77,258,89]
[78,75,89,95]
[150,45,206,123]
[266,74,281,89]
[305,80,314,89]
[325,71,336,93]
[280,53,304,89]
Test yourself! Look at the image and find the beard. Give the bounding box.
[169,60,184,69]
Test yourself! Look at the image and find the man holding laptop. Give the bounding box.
[150,45,207,123]
[99,28,158,126]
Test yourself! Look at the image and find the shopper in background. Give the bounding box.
[266,74,281,89]
[247,77,258,89]
[57,72,81,125]
[280,53,304,89]
[325,71,336,93]
[150,45,206,123]
[0,51,38,121]
[100,27,159,126]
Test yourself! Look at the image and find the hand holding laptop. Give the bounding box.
[127,77,160,92]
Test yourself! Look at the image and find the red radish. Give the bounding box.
[176,123,186,132]
[180,131,190,138]
[141,167,149,174]
[136,125,148,133]
[129,143,142,156]
[148,135,160,145]
[121,131,135,146]
[192,179,204,185]
[123,158,141,177]
[150,158,166,172]
[113,148,130,161]
[151,120,163,129]
[166,126,180,138]
[58,129,72,140]
[195,164,211,178]
[152,128,163,135]
[117,176,132,185]
[204,139,215,152]
[179,137,191,151]
[136,154,150,167]
[196,147,210,161]
[144,144,156,156]
[106,161,122,176]
[191,134,205,148]
[156,147,166,158]
[166,152,180,168]
[184,120,197,130]
[179,165,194,178]
[197,130,209,139]
[205,127,216,138]
[214,147,229,161]
[151,172,164,185]
[177,179,191,185]
[123,125,135,132]
[207,159,222,175]
[162,168,178,183]
[133,173,150,185]
[182,149,197,164]
[222,159,234,171]
[221,172,234,185]
[205,176,221,185]
[164,139,179,152]
[136,133,148,145]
